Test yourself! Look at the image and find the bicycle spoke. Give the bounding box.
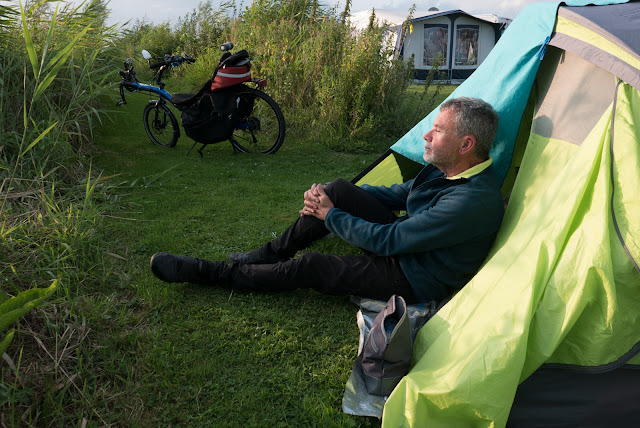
[229,88,285,154]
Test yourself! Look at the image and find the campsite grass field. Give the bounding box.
[86,83,455,426]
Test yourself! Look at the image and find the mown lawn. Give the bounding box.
[87,84,454,426]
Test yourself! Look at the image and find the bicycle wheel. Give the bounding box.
[229,87,285,154]
[143,101,179,147]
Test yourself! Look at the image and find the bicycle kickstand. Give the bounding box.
[186,141,199,156]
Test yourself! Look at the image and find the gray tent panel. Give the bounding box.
[552,4,640,90]
[563,3,640,55]
[533,47,617,145]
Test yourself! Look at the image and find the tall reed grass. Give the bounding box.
[1,0,119,424]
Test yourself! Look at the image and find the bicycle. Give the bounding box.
[117,43,286,156]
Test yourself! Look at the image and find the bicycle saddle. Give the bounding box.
[171,93,198,107]
[171,79,213,107]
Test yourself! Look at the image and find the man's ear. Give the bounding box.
[459,135,476,155]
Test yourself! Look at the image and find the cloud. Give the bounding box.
[106,0,198,25]
[348,0,548,19]
[102,0,551,27]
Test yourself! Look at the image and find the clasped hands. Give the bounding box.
[299,183,334,221]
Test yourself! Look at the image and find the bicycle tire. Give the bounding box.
[229,87,285,154]
[143,101,179,148]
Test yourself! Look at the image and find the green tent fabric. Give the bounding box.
[379,1,640,426]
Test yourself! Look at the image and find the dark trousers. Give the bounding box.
[219,178,418,303]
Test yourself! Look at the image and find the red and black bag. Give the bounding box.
[173,49,254,145]
[211,50,251,92]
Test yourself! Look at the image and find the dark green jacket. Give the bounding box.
[324,164,505,302]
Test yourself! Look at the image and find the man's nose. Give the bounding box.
[424,130,433,141]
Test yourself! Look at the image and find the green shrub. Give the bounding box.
[168,0,417,152]
[174,1,230,56]
[120,20,179,60]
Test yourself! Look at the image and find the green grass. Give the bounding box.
[13,83,454,426]
[85,90,387,427]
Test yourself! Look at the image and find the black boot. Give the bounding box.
[150,252,225,285]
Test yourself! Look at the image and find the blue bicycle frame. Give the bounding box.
[128,81,172,102]
[117,53,193,107]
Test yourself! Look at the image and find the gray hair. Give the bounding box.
[440,97,499,159]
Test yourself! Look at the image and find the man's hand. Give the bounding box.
[299,183,334,221]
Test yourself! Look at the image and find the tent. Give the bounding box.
[352,1,640,426]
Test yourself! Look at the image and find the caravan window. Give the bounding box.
[423,24,448,67]
[455,25,479,66]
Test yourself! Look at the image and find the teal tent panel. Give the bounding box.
[391,0,631,185]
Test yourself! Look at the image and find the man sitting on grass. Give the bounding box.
[150,97,505,304]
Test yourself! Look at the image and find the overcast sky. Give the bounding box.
[105,0,551,27]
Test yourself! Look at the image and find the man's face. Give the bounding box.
[423,108,463,169]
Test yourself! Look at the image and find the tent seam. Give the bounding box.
[609,80,640,274]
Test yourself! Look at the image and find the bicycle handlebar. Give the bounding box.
[148,53,196,69]
[149,60,166,70]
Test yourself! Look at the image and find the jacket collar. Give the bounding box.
[446,157,493,180]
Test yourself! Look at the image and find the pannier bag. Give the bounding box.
[211,50,251,92]
[360,294,412,396]
[180,86,252,145]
